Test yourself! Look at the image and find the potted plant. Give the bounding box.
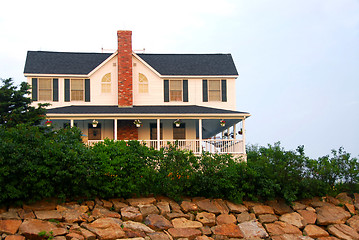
[174,119,181,127]
[134,119,142,127]
[45,120,52,127]
[220,119,226,127]
[238,129,243,135]
[92,120,98,128]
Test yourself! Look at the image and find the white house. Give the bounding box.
[24,30,250,157]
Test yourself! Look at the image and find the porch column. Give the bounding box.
[114,119,118,140]
[70,119,74,128]
[199,119,202,155]
[233,124,237,139]
[242,117,246,155]
[157,118,160,150]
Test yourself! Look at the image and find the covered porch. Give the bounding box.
[45,105,250,156]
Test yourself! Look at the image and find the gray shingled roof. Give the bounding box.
[24,51,238,76]
[24,51,112,75]
[47,105,248,115]
[137,53,238,76]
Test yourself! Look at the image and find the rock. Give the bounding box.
[316,206,351,225]
[258,214,278,223]
[196,200,222,215]
[264,221,302,236]
[212,199,229,215]
[0,220,22,234]
[17,209,35,220]
[210,223,243,238]
[123,220,155,233]
[127,198,157,207]
[200,226,212,235]
[121,206,143,222]
[303,225,329,238]
[305,206,316,212]
[310,201,335,208]
[236,211,256,223]
[165,212,190,220]
[238,220,269,239]
[316,237,340,240]
[82,200,95,210]
[272,234,314,240]
[279,212,306,229]
[156,202,171,215]
[224,201,247,214]
[347,215,359,232]
[34,210,63,221]
[167,228,202,240]
[66,232,85,240]
[69,225,96,240]
[180,201,198,213]
[23,199,57,211]
[215,214,236,225]
[81,217,125,240]
[4,236,26,240]
[0,211,20,220]
[148,232,171,240]
[195,236,213,240]
[123,228,147,238]
[195,212,216,226]
[251,205,274,216]
[291,202,307,211]
[297,210,317,225]
[101,200,113,209]
[336,193,353,204]
[328,223,359,240]
[18,219,67,240]
[139,204,160,217]
[326,196,341,206]
[169,201,182,213]
[92,206,121,219]
[109,199,128,212]
[344,203,356,215]
[57,205,89,223]
[267,200,293,215]
[144,214,173,230]
[171,218,203,229]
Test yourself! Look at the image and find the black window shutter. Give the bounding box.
[65,79,70,102]
[164,80,169,102]
[183,80,188,102]
[85,79,90,102]
[202,80,208,102]
[221,79,227,102]
[53,78,58,101]
[31,78,38,101]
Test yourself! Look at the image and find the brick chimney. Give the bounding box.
[117,30,133,107]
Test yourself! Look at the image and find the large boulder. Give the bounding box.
[211,223,243,238]
[327,223,359,240]
[81,217,125,240]
[279,212,306,229]
[167,227,202,240]
[18,219,67,240]
[195,212,216,226]
[171,217,203,228]
[303,225,329,238]
[238,220,269,239]
[316,206,351,225]
[264,221,302,236]
[144,214,173,230]
[121,206,142,222]
[0,219,22,234]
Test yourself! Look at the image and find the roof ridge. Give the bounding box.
[27,50,113,55]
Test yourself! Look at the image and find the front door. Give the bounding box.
[88,123,101,140]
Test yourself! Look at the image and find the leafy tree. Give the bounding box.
[0,78,48,127]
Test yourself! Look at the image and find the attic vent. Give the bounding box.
[113,63,116,67]
[133,63,137,67]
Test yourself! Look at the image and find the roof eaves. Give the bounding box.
[133,52,162,77]
[88,51,118,76]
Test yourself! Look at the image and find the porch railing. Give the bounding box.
[87,139,244,155]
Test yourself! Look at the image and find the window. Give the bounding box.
[170,80,182,101]
[71,79,84,101]
[208,80,221,101]
[173,123,186,140]
[38,78,52,101]
[139,73,148,93]
[101,73,111,93]
[150,123,163,140]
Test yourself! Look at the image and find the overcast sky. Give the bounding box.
[1,0,358,158]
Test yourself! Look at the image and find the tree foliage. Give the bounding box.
[0,78,48,127]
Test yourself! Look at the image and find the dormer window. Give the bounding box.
[101,73,111,93]
[139,73,148,93]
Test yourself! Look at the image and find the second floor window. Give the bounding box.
[164,79,188,102]
[38,78,52,101]
[71,79,84,101]
[170,80,182,101]
[101,73,111,93]
[208,80,221,101]
[203,79,227,102]
[139,73,148,93]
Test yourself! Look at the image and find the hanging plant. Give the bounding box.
[220,119,226,127]
[238,128,243,135]
[174,119,181,127]
[134,119,142,127]
[92,120,98,128]
[45,120,52,127]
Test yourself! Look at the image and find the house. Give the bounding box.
[24,30,250,157]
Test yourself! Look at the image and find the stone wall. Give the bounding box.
[0,193,358,240]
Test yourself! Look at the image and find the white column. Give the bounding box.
[157,119,160,150]
[199,119,202,155]
[233,124,237,139]
[70,119,74,128]
[114,119,118,140]
[242,117,246,155]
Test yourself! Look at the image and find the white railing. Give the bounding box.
[87,139,244,155]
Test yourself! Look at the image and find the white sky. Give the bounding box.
[1,0,358,158]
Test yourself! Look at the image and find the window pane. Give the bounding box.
[170,80,182,90]
[170,90,182,101]
[102,83,111,93]
[71,90,84,101]
[38,78,52,101]
[39,90,52,101]
[209,90,221,101]
[173,124,186,140]
[208,80,220,90]
[139,84,148,93]
[71,79,83,90]
[39,78,52,89]
[102,73,111,82]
